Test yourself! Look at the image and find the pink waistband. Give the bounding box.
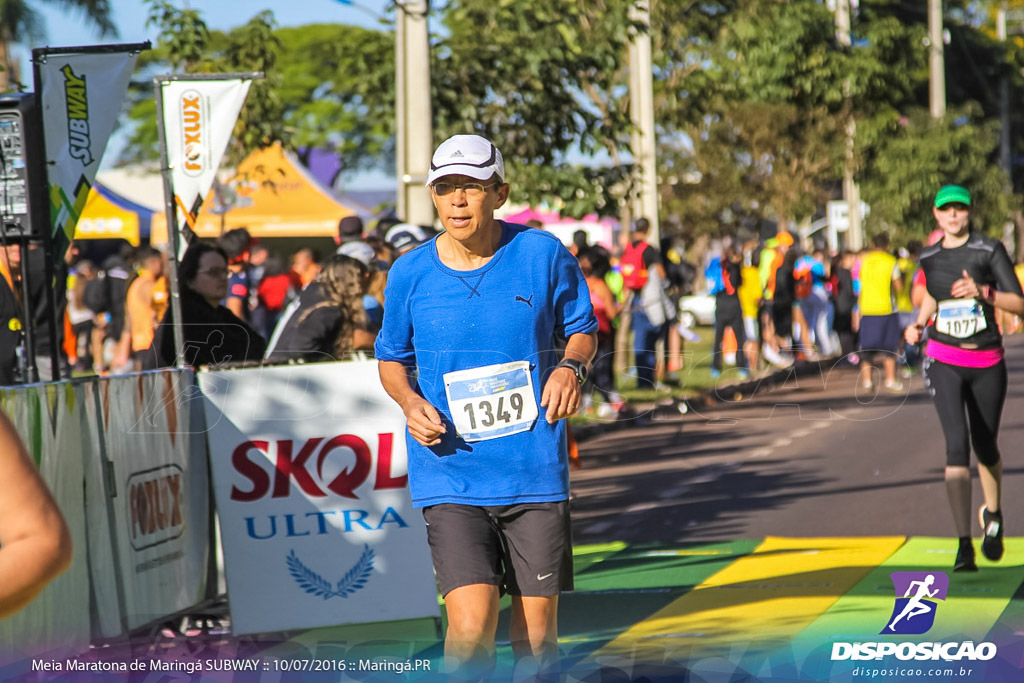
[925,339,1004,368]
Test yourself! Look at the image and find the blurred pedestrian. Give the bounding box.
[385,223,433,259]
[337,241,387,332]
[831,250,858,363]
[857,233,903,392]
[218,228,257,324]
[337,215,364,246]
[290,248,321,289]
[578,246,621,415]
[709,243,749,378]
[255,253,298,340]
[85,245,133,376]
[622,217,666,388]
[66,259,98,372]
[124,247,168,371]
[265,254,374,363]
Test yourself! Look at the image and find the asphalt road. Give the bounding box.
[571,335,1024,546]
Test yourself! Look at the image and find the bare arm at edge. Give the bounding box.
[0,411,72,618]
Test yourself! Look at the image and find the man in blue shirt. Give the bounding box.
[376,134,597,679]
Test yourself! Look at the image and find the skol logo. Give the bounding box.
[180,89,206,177]
[882,571,949,635]
[230,433,407,502]
[127,465,184,550]
[62,64,93,166]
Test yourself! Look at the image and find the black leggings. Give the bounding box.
[922,358,1007,468]
[712,299,748,371]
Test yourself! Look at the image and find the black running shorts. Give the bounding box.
[421,501,573,598]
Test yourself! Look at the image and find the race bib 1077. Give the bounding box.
[443,361,539,442]
[935,299,988,339]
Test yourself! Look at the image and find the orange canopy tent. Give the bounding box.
[151,143,361,244]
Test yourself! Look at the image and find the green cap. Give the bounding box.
[934,185,971,208]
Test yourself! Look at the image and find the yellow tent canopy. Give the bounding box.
[151,143,360,244]
[73,182,158,246]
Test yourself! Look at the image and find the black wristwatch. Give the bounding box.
[557,358,589,385]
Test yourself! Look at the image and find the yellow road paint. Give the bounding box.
[593,536,905,661]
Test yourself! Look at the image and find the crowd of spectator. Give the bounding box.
[52,215,437,379]
[702,229,1024,391]
[4,214,1023,402]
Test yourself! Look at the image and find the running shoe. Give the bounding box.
[883,379,904,393]
[762,345,794,368]
[979,506,1004,562]
[954,538,978,572]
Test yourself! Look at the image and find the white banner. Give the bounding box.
[99,371,210,630]
[160,77,251,250]
[37,49,140,248]
[200,362,439,636]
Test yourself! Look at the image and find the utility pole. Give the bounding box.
[997,4,1017,261]
[928,0,946,118]
[628,0,660,244]
[997,4,1012,179]
[834,0,863,250]
[395,1,435,226]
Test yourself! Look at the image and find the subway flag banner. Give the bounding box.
[159,77,251,258]
[199,361,440,636]
[36,47,142,259]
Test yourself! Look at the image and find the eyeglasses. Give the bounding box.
[937,203,969,212]
[198,267,229,278]
[431,181,498,197]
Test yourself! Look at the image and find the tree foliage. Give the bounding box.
[0,0,116,90]
[117,0,1024,248]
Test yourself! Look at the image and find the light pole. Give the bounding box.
[628,0,660,244]
[928,0,946,118]
[834,0,863,250]
[395,0,435,226]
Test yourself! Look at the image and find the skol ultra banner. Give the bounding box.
[200,361,440,636]
[159,77,252,255]
[36,47,143,258]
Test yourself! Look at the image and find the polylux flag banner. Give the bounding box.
[160,78,251,253]
[37,49,139,253]
[199,361,440,636]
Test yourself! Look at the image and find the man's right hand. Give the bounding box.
[403,396,446,447]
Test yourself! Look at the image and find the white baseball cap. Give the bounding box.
[336,240,387,271]
[426,134,505,186]
[385,223,432,252]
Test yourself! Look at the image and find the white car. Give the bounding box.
[677,293,716,328]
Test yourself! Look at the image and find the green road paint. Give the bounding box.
[554,540,760,659]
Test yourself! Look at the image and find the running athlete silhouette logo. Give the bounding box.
[882,571,949,635]
[516,294,534,308]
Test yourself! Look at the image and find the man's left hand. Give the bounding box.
[540,367,581,423]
